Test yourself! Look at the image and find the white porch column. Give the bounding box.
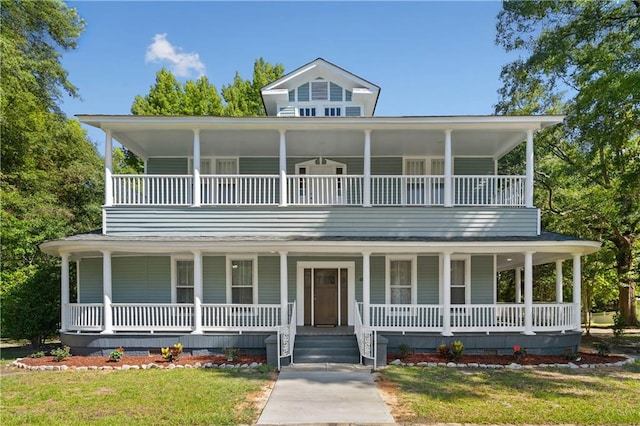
[523,251,535,335]
[363,129,371,207]
[556,260,564,303]
[279,130,288,207]
[104,130,113,207]
[442,252,453,336]
[444,130,453,207]
[572,254,582,331]
[362,252,371,326]
[515,267,522,303]
[192,129,201,207]
[60,253,70,332]
[101,250,113,334]
[280,251,288,325]
[192,250,203,334]
[525,129,534,208]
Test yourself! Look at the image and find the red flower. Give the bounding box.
[513,345,520,352]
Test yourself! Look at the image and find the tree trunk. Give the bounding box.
[614,235,638,326]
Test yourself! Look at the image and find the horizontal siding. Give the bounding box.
[147,158,188,174]
[106,206,538,237]
[203,256,226,303]
[258,256,280,304]
[79,258,103,303]
[417,256,439,304]
[471,255,495,304]
[370,256,386,304]
[454,157,494,175]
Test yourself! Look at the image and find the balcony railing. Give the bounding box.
[110,174,526,207]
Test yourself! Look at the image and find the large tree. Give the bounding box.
[1,0,104,345]
[495,0,640,324]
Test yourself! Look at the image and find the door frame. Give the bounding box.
[296,261,355,326]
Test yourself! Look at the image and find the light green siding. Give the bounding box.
[471,255,495,303]
[240,158,279,174]
[203,256,225,303]
[258,256,280,304]
[417,256,439,304]
[370,256,386,304]
[79,258,103,303]
[454,157,494,175]
[147,158,188,174]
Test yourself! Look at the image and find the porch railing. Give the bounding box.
[112,303,193,331]
[354,300,377,369]
[533,303,575,331]
[201,303,281,330]
[66,303,104,331]
[369,304,443,330]
[111,174,526,207]
[201,175,279,205]
[277,301,297,370]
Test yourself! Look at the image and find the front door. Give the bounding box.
[302,267,349,326]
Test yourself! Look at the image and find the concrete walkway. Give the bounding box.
[256,363,395,425]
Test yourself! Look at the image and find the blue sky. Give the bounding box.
[62,1,513,149]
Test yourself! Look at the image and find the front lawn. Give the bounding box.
[380,360,640,425]
[1,368,272,426]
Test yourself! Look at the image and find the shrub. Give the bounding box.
[50,346,71,362]
[437,343,450,359]
[29,351,45,358]
[108,347,125,362]
[513,345,527,363]
[450,341,464,361]
[398,343,413,359]
[223,347,239,361]
[594,341,611,357]
[565,352,581,361]
[612,311,626,340]
[161,343,183,362]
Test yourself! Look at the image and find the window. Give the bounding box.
[297,83,309,101]
[345,106,360,116]
[329,82,343,101]
[345,90,352,102]
[324,107,341,117]
[176,260,194,303]
[450,257,469,305]
[311,81,328,100]
[288,89,295,102]
[387,257,416,304]
[228,257,256,304]
[299,107,316,117]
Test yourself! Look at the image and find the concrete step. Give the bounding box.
[293,334,360,364]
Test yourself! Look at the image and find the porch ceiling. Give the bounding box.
[79,115,563,160]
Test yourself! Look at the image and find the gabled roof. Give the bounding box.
[261,57,381,117]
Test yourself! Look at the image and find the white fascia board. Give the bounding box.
[40,237,600,257]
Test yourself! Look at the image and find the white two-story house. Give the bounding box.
[41,58,600,366]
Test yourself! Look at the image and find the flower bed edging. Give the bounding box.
[11,358,264,372]
[387,356,636,369]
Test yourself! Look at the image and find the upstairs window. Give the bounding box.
[298,83,309,101]
[299,107,316,117]
[311,81,328,100]
[345,106,361,116]
[330,82,343,101]
[288,89,295,102]
[324,107,341,117]
[345,90,352,102]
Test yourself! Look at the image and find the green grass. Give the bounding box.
[381,360,640,425]
[1,368,272,425]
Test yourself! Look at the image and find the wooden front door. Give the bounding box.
[303,267,349,327]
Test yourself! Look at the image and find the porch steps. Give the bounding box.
[293,334,360,364]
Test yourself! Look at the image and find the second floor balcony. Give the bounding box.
[110,173,526,207]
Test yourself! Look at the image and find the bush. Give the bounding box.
[594,341,611,356]
[50,346,71,362]
[437,343,450,359]
[450,341,464,361]
[29,351,45,358]
[398,343,412,359]
[612,311,626,340]
[513,345,527,363]
[108,347,125,362]
[161,343,183,362]
[223,347,239,361]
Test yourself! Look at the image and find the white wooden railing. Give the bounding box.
[533,303,575,331]
[287,175,363,205]
[278,301,297,370]
[354,301,377,369]
[368,304,443,330]
[66,303,103,331]
[112,303,193,331]
[201,304,281,330]
[201,175,279,205]
[112,175,193,205]
[454,176,525,206]
[371,176,445,206]
[111,174,526,207]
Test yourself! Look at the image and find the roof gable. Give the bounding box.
[261,58,380,117]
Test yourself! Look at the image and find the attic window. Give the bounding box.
[311,81,328,100]
[330,83,343,101]
[298,83,309,101]
[345,90,352,102]
[288,90,295,102]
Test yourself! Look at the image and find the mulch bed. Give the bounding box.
[17,354,267,368]
[389,351,627,365]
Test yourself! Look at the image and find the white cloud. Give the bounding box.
[145,33,205,78]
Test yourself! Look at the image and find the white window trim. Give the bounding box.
[188,157,239,175]
[226,255,258,304]
[385,255,418,305]
[295,158,347,175]
[403,156,445,175]
[450,255,471,305]
[171,254,194,304]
